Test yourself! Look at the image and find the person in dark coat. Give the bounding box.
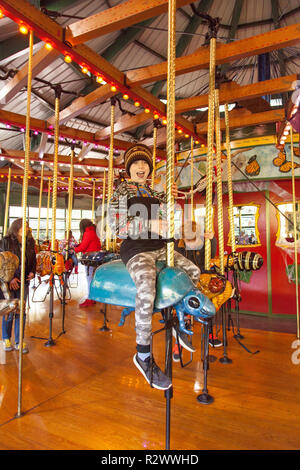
[0,218,36,353]
[74,219,101,307]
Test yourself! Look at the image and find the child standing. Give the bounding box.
[109,144,200,391]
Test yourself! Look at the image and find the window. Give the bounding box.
[229,204,261,247]
[8,206,93,243]
[275,202,300,247]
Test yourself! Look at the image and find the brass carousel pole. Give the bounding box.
[224,103,236,254]
[190,137,195,223]
[290,129,300,339]
[215,89,224,277]
[92,179,96,224]
[204,35,216,272]
[100,171,106,242]
[17,28,34,418]
[164,0,176,451]
[36,162,44,243]
[151,120,158,190]
[105,97,116,252]
[46,178,51,241]
[44,84,61,347]
[215,89,233,364]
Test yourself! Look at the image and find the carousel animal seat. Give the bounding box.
[89,260,216,336]
[80,250,120,268]
[0,251,20,316]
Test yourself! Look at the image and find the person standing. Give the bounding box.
[0,218,36,353]
[74,219,101,307]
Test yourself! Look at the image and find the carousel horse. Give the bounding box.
[0,251,20,317]
[89,260,216,336]
[36,240,65,286]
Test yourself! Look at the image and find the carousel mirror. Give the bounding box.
[228,203,261,247]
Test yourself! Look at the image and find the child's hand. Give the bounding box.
[204,231,214,240]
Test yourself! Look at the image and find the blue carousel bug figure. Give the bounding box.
[89,259,216,402]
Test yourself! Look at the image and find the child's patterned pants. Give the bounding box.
[126,247,200,352]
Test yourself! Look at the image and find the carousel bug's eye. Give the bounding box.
[188,297,200,309]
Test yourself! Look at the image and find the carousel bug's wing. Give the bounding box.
[90,260,137,307]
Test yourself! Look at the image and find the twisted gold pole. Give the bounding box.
[36,163,44,242]
[215,89,224,275]
[3,167,11,237]
[224,103,236,253]
[66,148,74,252]
[100,171,106,241]
[151,124,158,190]
[51,94,60,252]
[166,0,176,267]
[92,179,96,224]
[17,29,33,418]
[204,37,216,271]
[106,100,115,251]
[190,137,194,222]
[290,128,299,339]
[46,178,51,240]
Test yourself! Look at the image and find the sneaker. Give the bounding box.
[172,327,195,353]
[209,335,222,348]
[15,342,29,354]
[133,354,172,391]
[3,339,13,352]
[79,299,93,307]
[172,343,182,362]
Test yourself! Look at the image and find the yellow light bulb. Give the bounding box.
[19,24,29,35]
[64,55,72,63]
[45,43,53,51]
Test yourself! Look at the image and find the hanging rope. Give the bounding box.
[36,163,44,242]
[166,0,176,268]
[3,167,11,237]
[66,147,74,254]
[204,36,216,271]
[46,178,51,240]
[224,103,236,254]
[51,89,61,253]
[290,128,300,339]
[106,97,116,252]
[17,28,34,418]
[100,171,106,242]
[190,137,195,222]
[215,89,224,275]
[92,179,96,224]
[151,121,158,190]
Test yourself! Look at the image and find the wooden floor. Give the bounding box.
[0,268,300,451]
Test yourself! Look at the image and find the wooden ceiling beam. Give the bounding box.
[47,84,114,126]
[0,109,167,157]
[0,0,201,142]
[126,22,300,85]
[64,0,195,46]
[95,112,153,140]
[0,148,116,169]
[175,74,298,113]
[0,47,60,106]
[196,108,286,134]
